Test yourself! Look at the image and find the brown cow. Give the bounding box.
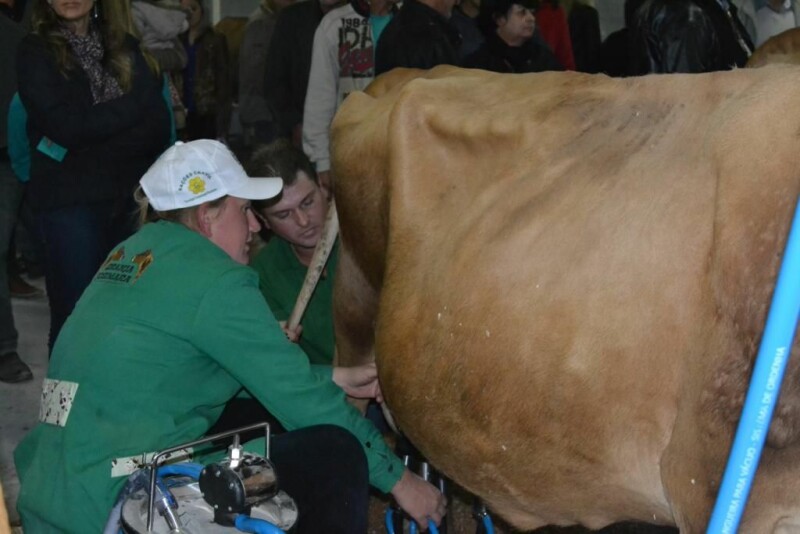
[330,66,800,532]
[747,27,800,68]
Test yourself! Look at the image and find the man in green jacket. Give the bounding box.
[249,140,335,365]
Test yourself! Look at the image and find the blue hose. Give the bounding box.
[156,463,204,480]
[234,514,286,534]
[482,514,495,534]
[706,199,800,533]
[385,508,396,533]
[384,507,438,534]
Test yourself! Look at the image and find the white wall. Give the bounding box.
[596,0,626,39]
[209,0,261,23]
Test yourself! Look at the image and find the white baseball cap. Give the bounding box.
[140,140,283,211]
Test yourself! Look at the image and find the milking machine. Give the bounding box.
[115,423,297,534]
[384,451,496,534]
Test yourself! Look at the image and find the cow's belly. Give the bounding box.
[376,290,691,528]
[373,160,716,529]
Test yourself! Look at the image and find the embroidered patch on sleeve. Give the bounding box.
[95,249,153,285]
[111,447,194,478]
[39,378,79,427]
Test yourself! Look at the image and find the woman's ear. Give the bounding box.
[193,203,214,237]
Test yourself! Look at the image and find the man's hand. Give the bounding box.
[278,321,302,343]
[332,363,383,401]
[391,469,447,531]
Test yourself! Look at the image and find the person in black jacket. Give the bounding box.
[374,0,462,74]
[630,0,754,73]
[16,0,170,352]
[464,0,563,73]
[263,0,342,145]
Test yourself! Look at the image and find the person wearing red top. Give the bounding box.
[533,0,575,69]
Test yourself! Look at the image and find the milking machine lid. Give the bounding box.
[120,475,298,534]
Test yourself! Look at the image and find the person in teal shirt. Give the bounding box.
[13,139,446,533]
[249,140,335,365]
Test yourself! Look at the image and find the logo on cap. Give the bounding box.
[188,176,206,195]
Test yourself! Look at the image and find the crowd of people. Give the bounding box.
[0,0,795,531]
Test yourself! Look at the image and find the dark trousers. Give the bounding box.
[38,199,137,352]
[269,425,369,534]
[0,161,23,355]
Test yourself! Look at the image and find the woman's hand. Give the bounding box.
[390,468,447,531]
[332,363,383,401]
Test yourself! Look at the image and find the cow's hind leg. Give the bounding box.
[333,243,379,368]
[661,325,757,533]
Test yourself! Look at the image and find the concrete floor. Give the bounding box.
[0,277,49,527]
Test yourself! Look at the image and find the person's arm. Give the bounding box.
[7,93,31,182]
[16,35,152,150]
[238,17,274,122]
[138,3,189,42]
[199,267,448,526]
[302,15,340,174]
[552,6,576,70]
[147,40,188,72]
[213,33,232,139]
[737,0,757,46]
[264,11,299,137]
[193,268,403,490]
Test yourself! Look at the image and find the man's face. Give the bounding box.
[260,172,327,251]
[207,197,261,265]
[181,0,202,28]
[497,4,535,43]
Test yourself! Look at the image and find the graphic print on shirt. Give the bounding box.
[339,17,374,79]
[95,247,154,285]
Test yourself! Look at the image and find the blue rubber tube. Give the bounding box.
[235,514,285,534]
[156,463,204,480]
[385,508,396,533]
[385,507,438,534]
[706,199,800,534]
[482,514,495,534]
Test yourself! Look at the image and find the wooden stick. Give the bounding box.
[287,200,339,332]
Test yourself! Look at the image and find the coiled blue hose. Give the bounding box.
[235,514,286,534]
[385,508,439,534]
[156,463,204,480]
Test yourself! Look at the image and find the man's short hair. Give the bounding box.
[247,139,318,209]
[477,0,539,35]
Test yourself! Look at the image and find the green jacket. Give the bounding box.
[14,221,401,533]
[250,237,338,365]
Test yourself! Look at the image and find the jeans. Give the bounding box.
[38,198,137,353]
[0,160,23,356]
[269,425,370,534]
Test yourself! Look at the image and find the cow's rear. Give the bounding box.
[331,66,800,532]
